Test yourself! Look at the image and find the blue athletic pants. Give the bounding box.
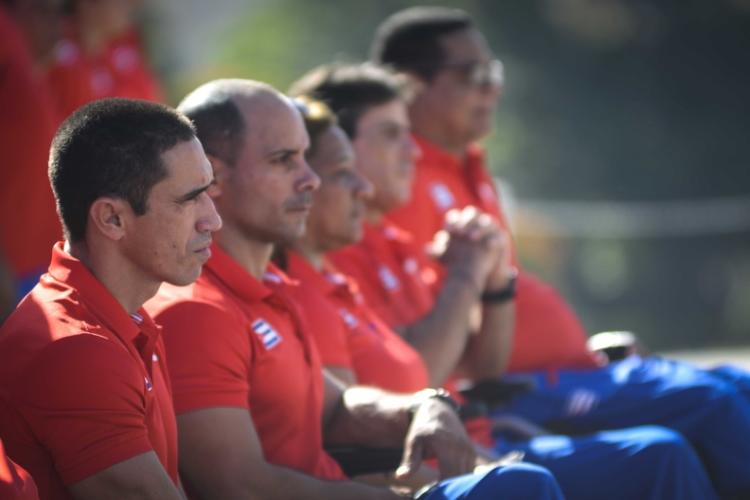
[496,356,750,496]
[495,425,717,500]
[422,463,564,500]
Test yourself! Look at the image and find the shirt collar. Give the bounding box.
[45,242,156,342]
[286,252,361,302]
[286,252,338,295]
[205,243,298,302]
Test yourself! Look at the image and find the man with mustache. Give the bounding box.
[0,97,222,499]
[146,78,565,500]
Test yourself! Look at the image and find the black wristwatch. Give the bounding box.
[408,388,460,416]
[481,270,518,304]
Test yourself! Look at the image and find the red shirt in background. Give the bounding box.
[0,8,60,280]
[330,221,438,329]
[0,440,38,500]
[286,252,429,394]
[146,245,346,481]
[286,253,495,447]
[0,243,179,500]
[46,27,163,121]
[378,136,600,372]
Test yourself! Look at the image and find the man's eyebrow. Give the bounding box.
[176,179,214,203]
[266,147,300,158]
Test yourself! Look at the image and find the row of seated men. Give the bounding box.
[1,0,162,301]
[3,6,750,500]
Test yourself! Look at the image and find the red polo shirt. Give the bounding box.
[330,221,439,329]
[285,253,429,394]
[145,245,346,481]
[379,136,600,372]
[286,253,496,448]
[0,243,179,500]
[0,439,38,500]
[47,27,163,121]
[0,8,60,279]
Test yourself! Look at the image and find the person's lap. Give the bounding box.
[497,356,750,495]
[495,425,717,500]
[420,463,564,500]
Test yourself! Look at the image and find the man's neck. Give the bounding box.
[215,225,274,280]
[289,236,325,271]
[66,240,159,315]
[365,205,384,225]
[409,109,469,158]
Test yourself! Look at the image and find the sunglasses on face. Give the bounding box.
[439,58,504,88]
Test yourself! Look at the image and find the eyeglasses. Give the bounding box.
[439,58,504,88]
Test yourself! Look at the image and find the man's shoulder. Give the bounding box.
[1,329,145,407]
[0,286,116,369]
[146,281,248,342]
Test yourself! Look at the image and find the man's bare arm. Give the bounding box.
[322,377,476,480]
[401,207,504,386]
[69,451,184,500]
[175,407,401,500]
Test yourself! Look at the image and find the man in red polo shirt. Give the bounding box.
[371,6,598,373]
[146,78,565,500]
[0,98,222,499]
[362,7,750,497]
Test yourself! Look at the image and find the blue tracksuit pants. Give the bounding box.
[495,425,717,500]
[422,463,564,500]
[495,356,750,496]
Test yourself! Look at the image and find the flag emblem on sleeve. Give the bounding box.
[252,318,282,350]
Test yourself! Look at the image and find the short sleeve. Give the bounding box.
[11,335,152,485]
[153,301,252,414]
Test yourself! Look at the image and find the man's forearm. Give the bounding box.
[204,461,404,500]
[458,300,514,380]
[402,270,481,387]
[324,386,412,447]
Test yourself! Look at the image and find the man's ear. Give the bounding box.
[88,197,130,241]
[207,154,229,198]
[397,70,427,97]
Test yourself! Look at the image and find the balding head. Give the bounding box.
[178,79,318,247]
[178,79,292,167]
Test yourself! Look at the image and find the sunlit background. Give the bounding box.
[8,0,750,354]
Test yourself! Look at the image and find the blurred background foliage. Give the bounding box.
[152,0,750,351]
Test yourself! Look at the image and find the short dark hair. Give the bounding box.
[48,98,196,242]
[178,90,246,168]
[289,63,408,138]
[370,6,474,80]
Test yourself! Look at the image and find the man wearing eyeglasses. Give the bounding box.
[371,6,596,375]
[369,6,750,498]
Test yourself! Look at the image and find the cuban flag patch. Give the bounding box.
[429,182,455,211]
[378,265,400,291]
[338,308,359,329]
[252,318,282,350]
